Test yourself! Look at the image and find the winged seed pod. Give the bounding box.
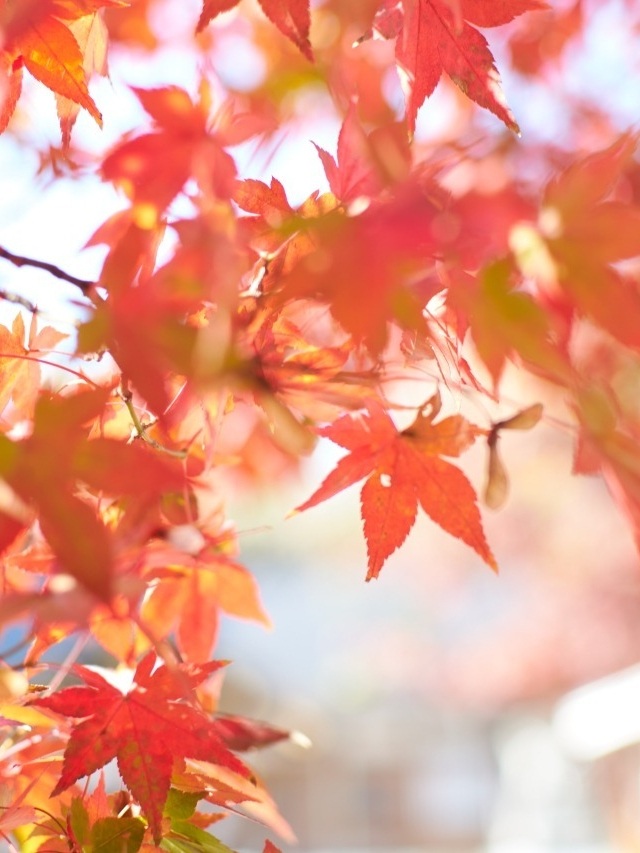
[484,404,543,509]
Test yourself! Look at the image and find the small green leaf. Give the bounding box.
[91,816,145,853]
[69,798,90,846]
[164,788,205,821]
[170,820,238,853]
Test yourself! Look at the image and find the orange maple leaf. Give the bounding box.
[295,397,496,579]
[56,11,109,147]
[141,544,271,662]
[0,2,111,136]
[0,313,67,426]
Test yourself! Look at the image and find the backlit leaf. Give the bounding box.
[369,0,545,132]
[32,654,251,844]
[297,402,495,579]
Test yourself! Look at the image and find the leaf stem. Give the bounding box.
[120,381,188,459]
[0,351,103,388]
[44,633,90,695]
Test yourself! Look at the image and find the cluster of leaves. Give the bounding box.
[0,0,639,849]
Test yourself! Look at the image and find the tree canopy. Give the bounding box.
[0,0,639,850]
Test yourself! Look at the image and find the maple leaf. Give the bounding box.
[313,106,413,203]
[218,308,375,446]
[234,178,337,286]
[197,0,312,60]
[141,545,271,662]
[81,205,253,415]
[0,388,185,599]
[0,55,23,134]
[295,397,496,579]
[32,654,251,844]
[448,260,573,387]
[526,135,640,351]
[56,11,109,148]
[272,184,438,353]
[176,759,296,843]
[0,4,106,137]
[101,84,270,216]
[313,104,386,204]
[369,0,546,133]
[79,283,199,418]
[212,714,290,752]
[101,85,229,213]
[0,774,38,834]
[65,783,146,853]
[0,313,67,426]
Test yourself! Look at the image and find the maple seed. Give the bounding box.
[484,405,543,509]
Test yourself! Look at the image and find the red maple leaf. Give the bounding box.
[32,653,251,844]
[213,713,290,751]
[100,85,243,213]
[313,104,388,204]
[537,134,640,350]
[370,0,546,133]
[295,396,496,579]
[197,0,312,59]
[272,184,436,353]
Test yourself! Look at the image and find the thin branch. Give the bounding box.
[120,381,188,459]
[44,632,89,695]
[0,288,39,314]
[0,245,96,295]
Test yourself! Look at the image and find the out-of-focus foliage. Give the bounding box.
[0,0,639,849]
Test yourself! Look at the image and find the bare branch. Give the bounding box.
[0,288,38,314]
[0,245,96,294]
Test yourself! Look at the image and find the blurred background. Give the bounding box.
[207,416,640,853]
[1,1,640,851]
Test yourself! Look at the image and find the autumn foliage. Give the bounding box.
[0,0,638,849]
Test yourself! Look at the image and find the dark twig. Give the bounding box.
[0,245,96,294]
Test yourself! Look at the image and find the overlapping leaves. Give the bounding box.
[32,654,251,843]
